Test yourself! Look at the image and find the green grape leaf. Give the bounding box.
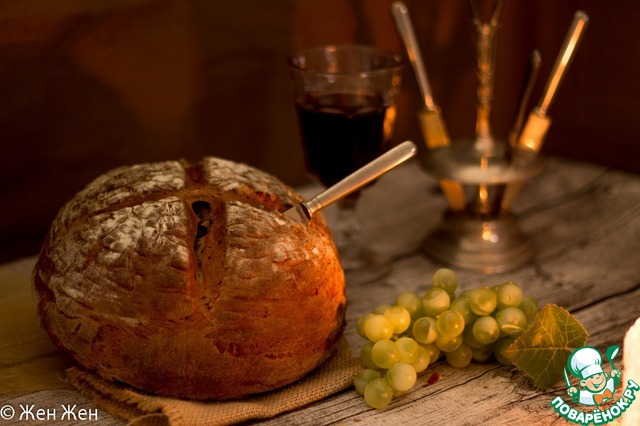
[503,304,588,389]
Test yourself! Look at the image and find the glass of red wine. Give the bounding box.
[288,45,403,283]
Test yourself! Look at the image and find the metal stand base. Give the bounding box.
[422,210,534,274]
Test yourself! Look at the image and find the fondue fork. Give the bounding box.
[490,49,541,214]
[391,1,466,211]
[501,11,589,210]
[515,11,589,155]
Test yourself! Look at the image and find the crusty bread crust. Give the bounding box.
[33,157,346,400]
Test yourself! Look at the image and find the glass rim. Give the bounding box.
[287,44,403,76]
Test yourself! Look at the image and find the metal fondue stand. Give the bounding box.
[420,140,546,274]
[416,3,588,274]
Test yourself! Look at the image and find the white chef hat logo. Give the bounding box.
[558,344,629,415]
[568,346,603,380]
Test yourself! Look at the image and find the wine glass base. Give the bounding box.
[422,210,534,274]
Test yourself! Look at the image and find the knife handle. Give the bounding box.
[304,141,417,217]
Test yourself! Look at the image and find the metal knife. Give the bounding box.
[284,141,417,224]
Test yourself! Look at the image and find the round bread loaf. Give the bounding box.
[33,157,346,400]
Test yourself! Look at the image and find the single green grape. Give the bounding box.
[354,368,382,395]
[436,309,465,337]
[472,315,500,345]
[410,345,431,374]
[495,307,528,336]
[496,281,523,309]
[395,336,419,364]
[396,292,423,319]
[386,362,417,392]
[373,304,393,315]
[469,287,497,316]
[422,287,451,317]
[435,333,463,352]
[494,336,517,366]
[458,289,473,299]
[432,268,458,298]
[471,344,494,362]
[420,342,441,365]
[371,339,399,369]
[363,314,394,342]
[356,313,374,339]
[446,343,473,368]
[412,316,438,344]
[364,378,394,409]
[462,325,484,349]
[518,295,539,322]
[449,297,478,325]
[384,305,411,334]
[393,389,407,398]
[360,342,378,369]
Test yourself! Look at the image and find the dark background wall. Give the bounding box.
[1,0,638,262]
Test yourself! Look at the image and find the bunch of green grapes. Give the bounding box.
[353,268,539,409]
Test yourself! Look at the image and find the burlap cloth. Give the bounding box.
[0,259,362,425]
[67,338,360,425]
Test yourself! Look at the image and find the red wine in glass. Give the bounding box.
[295,92,395,188]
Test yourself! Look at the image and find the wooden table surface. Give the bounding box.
[1,156,639,425]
